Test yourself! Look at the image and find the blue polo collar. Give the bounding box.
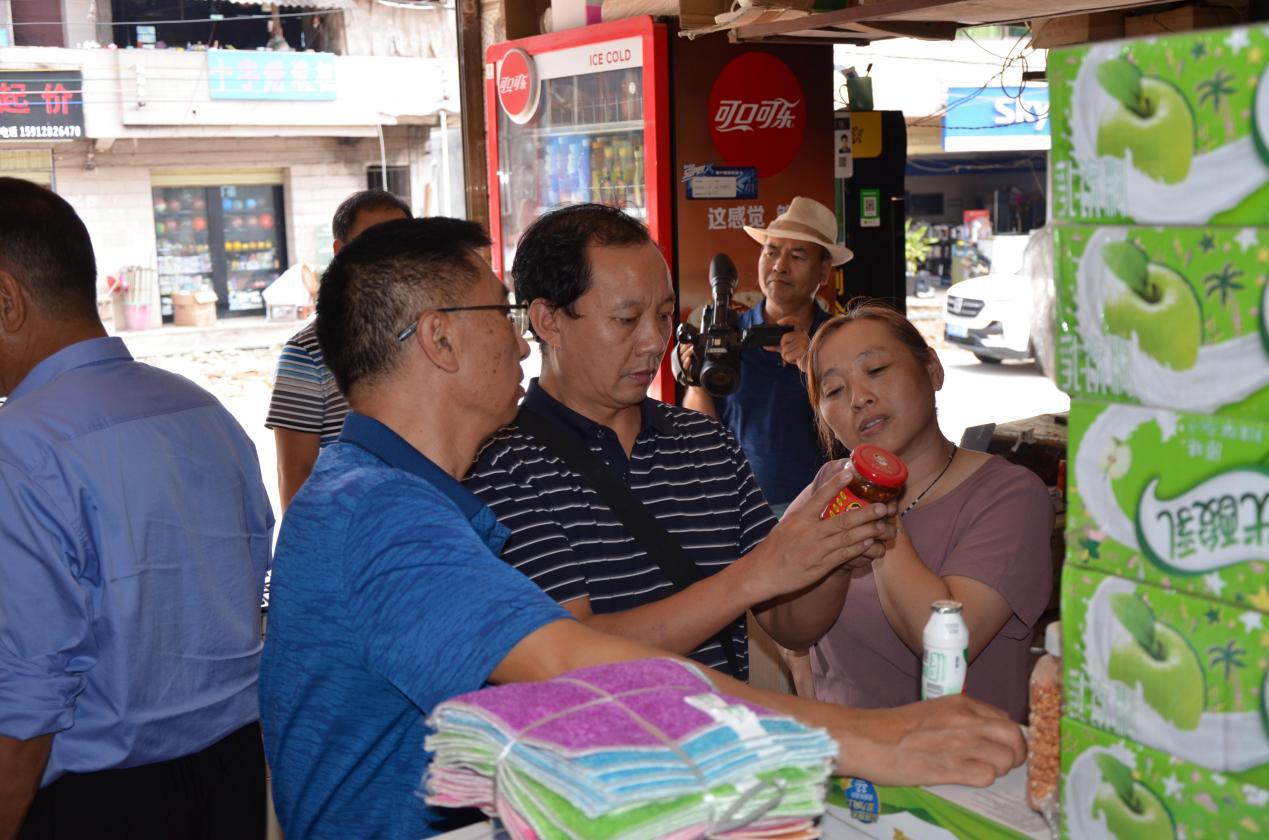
[340,412,489,522]
[746,298,833,335]
[9,336,130,403]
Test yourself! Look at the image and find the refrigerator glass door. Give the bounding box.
[496,66,645,273]
[153,187,214,320]
[218,185,282,313]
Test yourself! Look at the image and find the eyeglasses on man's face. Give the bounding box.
[396,304,532,343]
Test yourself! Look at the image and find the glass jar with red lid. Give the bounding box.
[821,444,909,519]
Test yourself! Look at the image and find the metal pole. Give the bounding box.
[377,123,388,188]
[440,109,452,216]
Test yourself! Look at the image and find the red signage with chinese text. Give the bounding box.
[674,38,831,314]
[707,52,806,179]
[496,48,540,125]
[0,71,84,141]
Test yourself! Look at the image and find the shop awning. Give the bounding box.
[217,0,356,9]
[682,0,1170,44]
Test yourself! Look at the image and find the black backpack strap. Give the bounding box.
[515,407,744,680]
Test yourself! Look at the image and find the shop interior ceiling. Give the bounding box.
[675,0,1251,45]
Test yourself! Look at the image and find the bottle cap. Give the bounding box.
[850,445,908,488]
[1045,621,1061,657]
[930,599,963,614]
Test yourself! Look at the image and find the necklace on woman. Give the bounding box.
[901,444,958,517]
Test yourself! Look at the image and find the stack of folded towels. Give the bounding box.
[424,658,837,839]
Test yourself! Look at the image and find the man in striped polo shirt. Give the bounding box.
[266,189,411,510]
[466,204,895,682]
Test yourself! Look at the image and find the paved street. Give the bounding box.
[131,307,1068,524]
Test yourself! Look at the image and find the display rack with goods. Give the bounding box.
[495,62,648,274]
[150,183,287,319]
[153,187,214,320]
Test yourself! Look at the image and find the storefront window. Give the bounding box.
[152,183,287,320]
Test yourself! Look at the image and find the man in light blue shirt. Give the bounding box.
[0,179,274,839]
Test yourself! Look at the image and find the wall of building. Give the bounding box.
[54,157,156,289]
[0,46,455,139]
[49,130,424,289]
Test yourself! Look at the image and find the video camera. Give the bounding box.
[674,253,792,397]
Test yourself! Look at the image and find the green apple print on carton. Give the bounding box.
[1055,226,1269,419]
[1066,402,1269,608]
[1101,240,1203,370]
[1051,26,1269,225]
[1096,58,1196,185]
[1064,719,1269,840]
[1092,753,1176,840]
[1062,568,1269,783]
[1107,593,1205,729]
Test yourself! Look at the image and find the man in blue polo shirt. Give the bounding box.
[260,215,1028,839]
[684,197,853,515]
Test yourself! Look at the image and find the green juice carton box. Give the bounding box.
[1065,399,1269,609]
[1061,716,1268,839]
[1054,226,1269,418]
[1050,24,1269,225]
[1062,566,1268,788]
[826,769,1047,839]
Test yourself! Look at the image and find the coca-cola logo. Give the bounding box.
[498,74,528,95]
[497,48,539,125]
[714,98,799,132]
[708,53,805,177]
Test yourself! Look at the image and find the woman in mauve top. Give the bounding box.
[768,302,1054,722]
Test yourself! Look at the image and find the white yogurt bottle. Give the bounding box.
[921,600,969,700]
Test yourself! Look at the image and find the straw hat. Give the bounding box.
[743,197,853,266]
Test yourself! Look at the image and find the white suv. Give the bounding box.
[943,228,1055,373]
[944,272,1036,365]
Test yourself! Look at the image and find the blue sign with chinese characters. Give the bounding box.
[682,164,758,200]
[207,50,336,101]
[942,85,1049,151]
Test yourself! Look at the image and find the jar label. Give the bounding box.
[821,487,866,520]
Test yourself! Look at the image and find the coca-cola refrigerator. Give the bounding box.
[485,18,832,402]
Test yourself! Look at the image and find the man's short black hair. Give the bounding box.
[0,177,98,321]
[331,189,412,243]
[511,203,651,317]
[316,217,491,395]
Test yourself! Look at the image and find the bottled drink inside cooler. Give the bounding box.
[496,66,645,272]
[153,187,215,321]
[218,185,283,313]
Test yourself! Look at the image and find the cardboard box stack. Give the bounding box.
[1050,23,1269,839]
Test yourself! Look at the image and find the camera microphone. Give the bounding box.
[676,252,792,397]
[707,254,737,332]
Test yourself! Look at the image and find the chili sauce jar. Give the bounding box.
[820,444,908,519]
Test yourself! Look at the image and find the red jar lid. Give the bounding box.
[850,445,908,488]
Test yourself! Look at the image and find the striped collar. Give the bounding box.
[521,379,674,442]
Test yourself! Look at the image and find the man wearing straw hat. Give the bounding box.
[684,196,852,517]
[0,179,273,838]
